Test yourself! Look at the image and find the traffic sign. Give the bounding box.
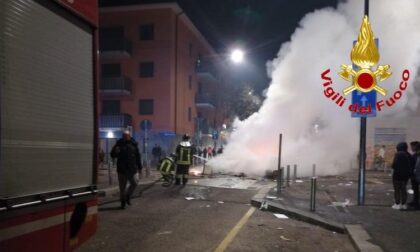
[351,90,376,117]
[140,120,152,131]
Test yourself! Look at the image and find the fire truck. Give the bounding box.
[0,0,99,251]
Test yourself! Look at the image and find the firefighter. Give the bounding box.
[175,134,193,185]
[159,154,176,187]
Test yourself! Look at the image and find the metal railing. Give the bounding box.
[100,114,132,128]
[100,77,132,94]
[99,38,132,54]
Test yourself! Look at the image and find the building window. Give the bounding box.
[188,107,192,122]
[139,99,154,115]
[102,100,120,114]
[188,75,192,90]
[139,62,154,78]
[101,64,121,77]
[189,43,193,57]
[99,26,124,39]
[139,24,154,40]
[198,82,203,94]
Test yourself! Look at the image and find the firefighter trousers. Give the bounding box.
[176,164,190,185]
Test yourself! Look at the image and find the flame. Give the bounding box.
[351,16,379,68]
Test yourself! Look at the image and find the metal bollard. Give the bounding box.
[293,164,297,182]
[312,164,316,177]
[281,167,285,188]
[310,177,317,212]
[286,165,290,187]
[277,167,284,194]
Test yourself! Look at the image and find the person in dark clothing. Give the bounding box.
[175,134,193,185]
[110,130,142,209]
[391,142,412,210]
[409,141,420,207]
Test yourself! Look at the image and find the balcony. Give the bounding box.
[195,59,217,83]
[195,94,216,109]
[99,38,131,58]
[100,77,132,95]
[100,113,132,129]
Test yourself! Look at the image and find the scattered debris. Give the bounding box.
[157,231,172,235]
[260,201,269,210]
[266,195,277,199]
[295,180,303,183]
[330,199,352,207]
[185,197,195,201]
[273,213,289,219]
[276,227,284,230]
[206,205,211,208]
[345,183,352,186]
[218,201,224,204]
[280,235,292,241]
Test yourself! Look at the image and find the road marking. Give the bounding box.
[214,207,256,252]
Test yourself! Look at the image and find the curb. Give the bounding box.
[98,178,162,205]
[251,188,384,252]
[251,197,346,233]
[346,225,383,252]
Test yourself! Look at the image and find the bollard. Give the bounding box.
[286,165,290,187]
[202,159,206,176]
[277,134,283,196]
[281,167,285,188]
[312,164,316,177]
[293,164,297,182]
[310,177,317,212]
[277,167,284,194]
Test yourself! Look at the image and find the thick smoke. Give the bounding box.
[210,0,420,176]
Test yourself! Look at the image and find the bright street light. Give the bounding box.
[230,49,244,64]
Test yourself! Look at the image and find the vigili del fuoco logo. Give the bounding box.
[321,16,410,116]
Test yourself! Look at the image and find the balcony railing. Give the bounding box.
[195,94,216,108]
[99,38,131,57]
[195,59,217,82]
[100,77,132,95]
[100,113,132,129]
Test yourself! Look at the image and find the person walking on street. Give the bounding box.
[111,130,142,209]
[391,142,412,210]
[175,134,193,186]
[409,141,420,207]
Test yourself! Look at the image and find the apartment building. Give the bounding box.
[98,2,228,158]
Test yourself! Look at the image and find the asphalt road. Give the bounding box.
[77,179,355,252]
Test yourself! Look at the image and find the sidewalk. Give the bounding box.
[97,164,162,202]
[254,169,420,252]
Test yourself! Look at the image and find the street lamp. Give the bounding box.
[230,48,244,64]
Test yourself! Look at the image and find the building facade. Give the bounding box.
[98,3,228,160]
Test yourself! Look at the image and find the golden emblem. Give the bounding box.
[339,16,391,96]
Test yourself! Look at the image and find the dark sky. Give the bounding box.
[100,0,340,92]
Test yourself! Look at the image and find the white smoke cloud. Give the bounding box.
[210,0,420,176]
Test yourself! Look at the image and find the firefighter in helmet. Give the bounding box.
[158,153,176,187]
[175,134,193,185]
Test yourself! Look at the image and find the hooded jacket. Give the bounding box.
[111,138,142,176]
[391,142,412,181]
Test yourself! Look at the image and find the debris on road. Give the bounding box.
[157,231,172,235]
[330,199,352,207]
[295,180,303,183]
[280,235,292,241]
[266,195,277,199]
[206,205,211,208]
[218,201,224,204]
[185,197,195,201]
[273,213,289,219]
[260,201,268,210]
[276,227,284,230]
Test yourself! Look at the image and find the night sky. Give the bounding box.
[100,0,340,92]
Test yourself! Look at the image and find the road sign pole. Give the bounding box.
[358,0,369,206]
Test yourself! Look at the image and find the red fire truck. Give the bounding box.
[0,0,99,251]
